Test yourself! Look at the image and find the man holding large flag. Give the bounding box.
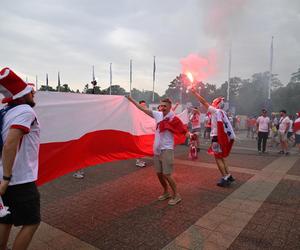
[191,88,236,187]
[126,96,188,205]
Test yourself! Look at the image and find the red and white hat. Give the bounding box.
[212,96,225,108]
[0,67,33,103]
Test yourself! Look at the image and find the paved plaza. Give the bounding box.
[8,132,300,249]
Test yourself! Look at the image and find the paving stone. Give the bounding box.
[169,225,211,249]
[230,178,300,249]
[13,136,299,250]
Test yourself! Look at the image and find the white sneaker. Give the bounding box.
[73,172,84,179]
[168,195,182,206]
[158,193,171,201]
[136,160,146,167]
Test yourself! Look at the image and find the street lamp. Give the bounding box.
[91,65,97,94]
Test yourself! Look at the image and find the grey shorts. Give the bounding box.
[278,131,288,142]
[153,149,174,175]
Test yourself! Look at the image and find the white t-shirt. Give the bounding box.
[207,106,218,137]
[152,111,174,155]
[295,118,300,135]
[288,120,294,132]
[278,116,290,133]
[256,116,270,132]
[207,106,235,140]
[0,104,40,185]
[190,112,201,129]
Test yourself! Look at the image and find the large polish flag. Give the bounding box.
[35,92,157,185]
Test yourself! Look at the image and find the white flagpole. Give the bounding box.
[227,44,232,104]
[152,56,156,102]
[35,75,38,91]
[46,73,49,91]
[268,36,274,100]
[58,71,61,92]
[92,65,95,81]
[109,63,112,95]
[129,59,132,97]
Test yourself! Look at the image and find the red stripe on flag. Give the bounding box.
[37,130,154,185]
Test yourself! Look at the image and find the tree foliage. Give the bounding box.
[37,68,299,116]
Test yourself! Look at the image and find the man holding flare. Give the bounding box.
[190,87,236,187]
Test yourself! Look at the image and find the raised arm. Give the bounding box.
[172,102,179,112]
[126,96,154,118]
[190,87,210,109]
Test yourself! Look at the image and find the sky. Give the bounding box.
[0,0,299,95]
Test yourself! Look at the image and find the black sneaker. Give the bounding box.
[285,152,290,156]
[228,175,235,182]
[278,151,284,154]
[217,178,230,187]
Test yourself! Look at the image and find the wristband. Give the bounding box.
[3,175,12,181]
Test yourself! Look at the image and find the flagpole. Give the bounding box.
[36,75,38,91]
[227,44,232,105]
[129,59,132,97]
[268,36,273,100]
[109,63,112,95]
[46,73,49,91]
[152,56,156,103]
[58,71,61,92]
[92,65,95,82]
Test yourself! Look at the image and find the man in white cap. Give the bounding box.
[190,88,236,187]
[0,67,40,250]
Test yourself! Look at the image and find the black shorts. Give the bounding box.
[205,127,211,133]
[295,134,300,144]
[0,182,40,226]
[211,136,218,142]
[287,132,293,139]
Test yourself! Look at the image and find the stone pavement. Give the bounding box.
[7,132,300,249]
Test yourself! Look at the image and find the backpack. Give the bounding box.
[0,105,18,156]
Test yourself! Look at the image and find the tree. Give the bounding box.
[102,85,127,95]
[57,84,73,92]
[39,85,56,91]
[289,67,300,84]
[165,74,204,104]
[271,81,300,114]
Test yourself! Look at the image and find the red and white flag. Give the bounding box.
[35,92,157,185]
[34,92,186,185]
[208,109,235,158]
